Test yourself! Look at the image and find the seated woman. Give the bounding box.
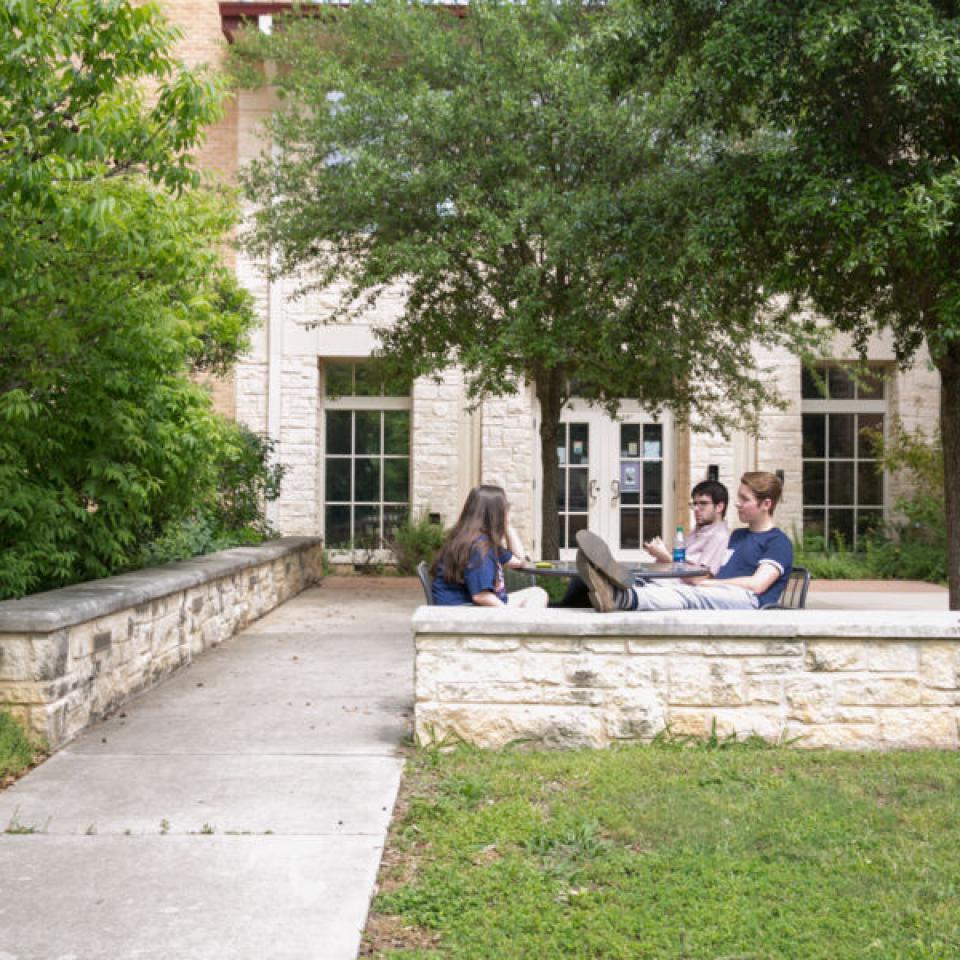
[432,484,548,608]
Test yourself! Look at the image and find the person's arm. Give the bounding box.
[643,535,672,563]
[471,590,505,607]
[699,561,780,595]
[503,524,528,569]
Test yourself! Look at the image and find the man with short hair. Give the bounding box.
[577,471,793,612]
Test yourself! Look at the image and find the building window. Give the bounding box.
[322,361,411,549]
[801,364,886,549]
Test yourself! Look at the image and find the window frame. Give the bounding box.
[320,360,412,560]
[801,363,887,550]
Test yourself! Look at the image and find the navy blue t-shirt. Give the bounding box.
[716,527,793,606]
[432,537,512,606]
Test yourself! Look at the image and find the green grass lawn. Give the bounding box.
[364,741,960,959]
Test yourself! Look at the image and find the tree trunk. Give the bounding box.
[536,372,564,561]
[938,345,960,610]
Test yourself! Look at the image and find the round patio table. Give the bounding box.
[518,560,709,582]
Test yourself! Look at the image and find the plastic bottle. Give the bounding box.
[672,526,686,563]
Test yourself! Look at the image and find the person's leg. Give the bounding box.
[575,529,634,588]
[507,585,550,608]
[577,542,758,613]
[550,575,593,608]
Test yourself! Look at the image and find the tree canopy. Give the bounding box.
[0,0,266,598]
[234,0,813,557]
[600,0,960,605]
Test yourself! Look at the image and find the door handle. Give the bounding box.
[589,479,600,501]
[610,479,621,505]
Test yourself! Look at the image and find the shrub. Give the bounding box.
[390,513,446,575]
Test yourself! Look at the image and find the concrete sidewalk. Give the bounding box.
[0,577,422,960]
[807,578,949,611]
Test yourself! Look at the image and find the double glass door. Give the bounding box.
[555,406,672,561]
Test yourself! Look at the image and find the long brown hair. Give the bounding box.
[433,485,509,583]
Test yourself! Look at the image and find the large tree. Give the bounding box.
[602,0,960,605]
[234,0,812,558]
[0,0,260,597]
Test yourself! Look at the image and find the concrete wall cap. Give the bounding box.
[0,537,323,633]
[411,606,960,640]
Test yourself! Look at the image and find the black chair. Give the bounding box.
[416,561,435,605]
[761,565,811,610]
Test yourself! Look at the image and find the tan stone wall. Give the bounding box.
[414,609,960,750]
[0,540,324,750]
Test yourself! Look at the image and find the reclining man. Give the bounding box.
[554,479,731,607]
[576,471,792,612]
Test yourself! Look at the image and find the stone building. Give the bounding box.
[165,1,942,561]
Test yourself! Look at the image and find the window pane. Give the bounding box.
[353,364,381,397]
[828,366,855,399]
[858,413,883,457]
[325,505,351,547]
[620,510,640,550]
[829,461,855,505]
[620,424,641,458]
[355,411,381,455]
[858,462,883,505]
[354,457,380,501]
[801,366,825,399]
[857,510,884,540]
[383,411,409,455]
[569,513,588,543]
[384,505,408,539]
[858,365,886,400]
[383,368,413,398]
[383,458,409,502]
[643,424,663,459]
[643,461,662,505]
[555,468,567,511]
[802,414,825,458]
[828,509,855,548]
[643,509,662,543]
[570,423,589,464]
[828,414,855,458]
[354,505,380,545]
[557,514,567,550]
[325,362,353,398]
[621,491,640,506]
[568,468,589,511]
[803,461,825,505]
[326,411,352,455]
[803,509,826,544]
[325,458,351,502]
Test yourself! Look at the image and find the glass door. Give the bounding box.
[554,404,672,561]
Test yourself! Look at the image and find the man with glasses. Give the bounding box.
[643,479,730,576]
[553,479,730,607]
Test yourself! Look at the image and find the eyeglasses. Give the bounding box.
[688,499,714,509]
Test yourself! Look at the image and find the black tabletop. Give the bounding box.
[519,561,709,581]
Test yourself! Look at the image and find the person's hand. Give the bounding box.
[644,536,670,562]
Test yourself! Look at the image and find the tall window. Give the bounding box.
[801,364,886,548]
[322,361,411,549]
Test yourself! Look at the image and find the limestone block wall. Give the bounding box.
[480,387,538,549]
[0,538,324,750]
[412,369,472,529]
[414,607,960,750]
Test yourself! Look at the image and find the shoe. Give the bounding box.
[577,552,619,612]
[575,530,634,589]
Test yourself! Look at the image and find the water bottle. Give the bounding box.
[672,526,686,563]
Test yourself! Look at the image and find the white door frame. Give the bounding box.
[533,400,675,561]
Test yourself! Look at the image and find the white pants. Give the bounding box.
[630,580,759,611]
